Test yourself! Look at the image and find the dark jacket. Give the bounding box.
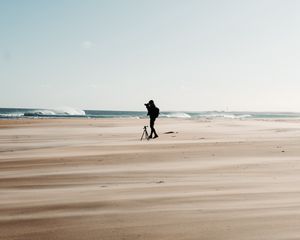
[146,105,159,119]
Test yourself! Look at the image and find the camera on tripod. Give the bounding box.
[140,125,149,141]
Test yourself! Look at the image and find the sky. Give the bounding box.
[1,0,300,111]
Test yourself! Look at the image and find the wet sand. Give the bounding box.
[1,118,300,240]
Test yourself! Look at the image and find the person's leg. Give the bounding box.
[153,128,158,138]
[149,118,155,138]
[151,118,158,138]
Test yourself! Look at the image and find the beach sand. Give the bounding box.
[1,117,300,240]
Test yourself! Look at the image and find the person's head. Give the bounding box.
[148,100,154,106]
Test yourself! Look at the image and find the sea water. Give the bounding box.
[1,107,300,119]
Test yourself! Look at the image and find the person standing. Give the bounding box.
[144,100,159,139]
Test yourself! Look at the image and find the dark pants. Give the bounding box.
[150,117,158,137]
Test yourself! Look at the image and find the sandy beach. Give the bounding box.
[1,117,300,240]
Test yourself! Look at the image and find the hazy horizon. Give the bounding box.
[2,0,300,112]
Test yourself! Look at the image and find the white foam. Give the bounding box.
[29,107,86,116]
[200,113,252,119]
[0,113,24,118]
[53,107,86,116]
[162,112,192,118]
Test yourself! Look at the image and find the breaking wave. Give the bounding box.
[160,112,251,119]
[0,107,86,118]
[0,112,24,118]
[24,107,86,117]
[161,112,192,118]
[199,113,252,119]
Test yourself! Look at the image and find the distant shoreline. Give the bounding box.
[2,107,300,120]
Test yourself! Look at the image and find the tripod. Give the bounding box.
[140,126,149,141]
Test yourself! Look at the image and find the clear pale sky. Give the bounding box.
[1,0,300,111]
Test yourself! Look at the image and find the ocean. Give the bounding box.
[1,107,300,119]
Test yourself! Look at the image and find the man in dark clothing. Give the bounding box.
[145,100,159,139]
